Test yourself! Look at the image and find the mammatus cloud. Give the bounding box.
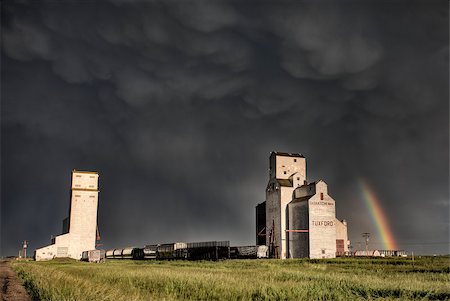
[173,1,238,33]
[3,19,52,61]
[270,3,383,78]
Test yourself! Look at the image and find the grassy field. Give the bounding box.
[11,256,450,301]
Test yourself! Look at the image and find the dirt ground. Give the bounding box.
[0,260,31,301]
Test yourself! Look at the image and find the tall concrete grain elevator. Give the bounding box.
[35,170,99,260]
[256,152,349,259]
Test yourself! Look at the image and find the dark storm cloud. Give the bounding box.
[1,0,448,256]
[271,3,384,78]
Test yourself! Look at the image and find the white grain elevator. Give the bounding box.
[35,170,99,260]
[256,152,349,259]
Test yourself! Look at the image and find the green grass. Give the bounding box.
[11,256,450,301]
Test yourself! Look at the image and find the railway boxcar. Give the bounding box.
[156,244,174,259]
[186,241,230,261]
[81,249,105,262]
[230,246,268,259]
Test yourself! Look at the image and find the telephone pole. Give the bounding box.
[362,233,370,255]
[22,240,28,258]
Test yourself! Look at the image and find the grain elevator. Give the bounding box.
[35,170,99,260]
[256,152,349,259]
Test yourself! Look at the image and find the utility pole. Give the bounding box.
[362,233,370,255]
[23,240,28,259]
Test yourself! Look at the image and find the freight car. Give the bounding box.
[105,247,144,260]
[230,246,268,259]
[81,249,106,263]
[143,246,157,259]
[145,242,188,260]
[105,249,114,258]
[186,241,230,260]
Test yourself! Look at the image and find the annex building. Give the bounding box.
[35,170,99,260]
[256,152,349,259]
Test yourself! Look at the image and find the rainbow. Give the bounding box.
[358,180,398,250]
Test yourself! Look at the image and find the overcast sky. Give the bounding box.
[1,0,448,256]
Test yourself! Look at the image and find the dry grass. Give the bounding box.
[12,256,450,300]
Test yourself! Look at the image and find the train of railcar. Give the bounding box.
[105,241,268,261]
